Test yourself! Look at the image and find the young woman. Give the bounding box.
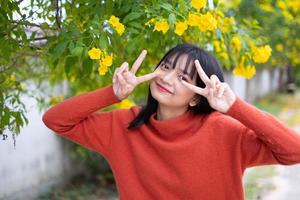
[43,43,300,200]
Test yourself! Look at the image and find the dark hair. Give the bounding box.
[128,43,224,129]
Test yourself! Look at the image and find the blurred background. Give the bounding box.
[1,0,300,199]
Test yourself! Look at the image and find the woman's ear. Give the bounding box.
[189,97,199,107]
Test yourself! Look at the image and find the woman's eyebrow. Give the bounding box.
[177,68,189,75]
[163,60,172,65]
[164,59,192,77]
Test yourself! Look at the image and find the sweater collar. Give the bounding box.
[149,110,204,141]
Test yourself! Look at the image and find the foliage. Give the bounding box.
[1,0,273,143]
[235,0,300,69]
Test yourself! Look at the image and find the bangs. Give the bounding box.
[160,48,197,80]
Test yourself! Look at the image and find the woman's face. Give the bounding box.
[150,54,198,109]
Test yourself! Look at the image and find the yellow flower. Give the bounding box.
[117,99,136,109]
[287,0,300,13]
[277,0,287,11]
[233,65,256,79]
[260,3,274,12]
[198,12,217,32]
[108,15,120,27]
[213,41,222,52]
[252,45,272,63]
[98,65,108,76]
[145,18,155,26]
[215,10,225,18]
[101,54,113,67]
[276,44,284,52]
[175,21,188,36]
[191,0,207,11]
[154,20,169,34]
[233,56,256,79]
[220,52,229,60]
[49,95,64,105]
[187,13,201,26]
[88,47,102,59]
[213,40,226,53]
[218,17,235,33]
[115,23,125,35]
[282,10,294,20]
[183,35,193,42]
[108,15,125,36]
[231,36,242,52]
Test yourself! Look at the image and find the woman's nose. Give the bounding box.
[160,71,176,84]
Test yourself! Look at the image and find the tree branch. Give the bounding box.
[55,0,61,30]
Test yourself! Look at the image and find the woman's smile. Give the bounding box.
[156,82,173,94]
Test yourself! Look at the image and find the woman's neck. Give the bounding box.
[156,105,188,121]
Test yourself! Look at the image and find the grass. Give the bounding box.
[244,166,278,200]
[38,174,118,200]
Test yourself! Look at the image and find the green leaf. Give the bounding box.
[123,12,143,24]
[71,46,84,56]
[128,21,144,29]
[51,41,68,60]
[15,112,23,126]
[178,0,188,14]
[168,13,176,26]
[160,3,174,12]
[127,27,140,35]
[82,57,93,77]
[64,56,77,77]
[213,0,219,7]
[40,22,49,29]
[1,109,10,127]
[99,34,108,49]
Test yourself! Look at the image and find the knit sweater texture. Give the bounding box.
[42,85,300,200]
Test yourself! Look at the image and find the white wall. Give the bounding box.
[225,68,281,102]
[0,94,72,200]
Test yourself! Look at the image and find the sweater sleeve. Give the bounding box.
[42,85,121,157]
[225,97,300,169]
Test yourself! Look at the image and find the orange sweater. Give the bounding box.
[42,85,300,200]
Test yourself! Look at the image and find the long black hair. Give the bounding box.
[128,43,224,129]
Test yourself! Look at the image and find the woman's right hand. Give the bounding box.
[112,50,159,101]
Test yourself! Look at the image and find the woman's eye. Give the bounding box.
[178,75,187,81]
[160,64,169,70]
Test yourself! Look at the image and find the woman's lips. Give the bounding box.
[156,82,173,94]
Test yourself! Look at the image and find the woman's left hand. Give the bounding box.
[181,60,237,113]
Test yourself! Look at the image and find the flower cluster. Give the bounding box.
[231,36,242,52]
[187,12,217,32]
[213,40,228,60]
[197,12,218,32]
[146,0,219,36]
[251,45,272,64]
[233,56,256,79]
[174,21,188,36]
[88,47,113,76]
[212,11,235,34]
[154,20,169,34]
[108,15,125,35]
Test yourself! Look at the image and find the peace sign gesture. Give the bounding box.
[112,50,159,100]
[181,60,237,113]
